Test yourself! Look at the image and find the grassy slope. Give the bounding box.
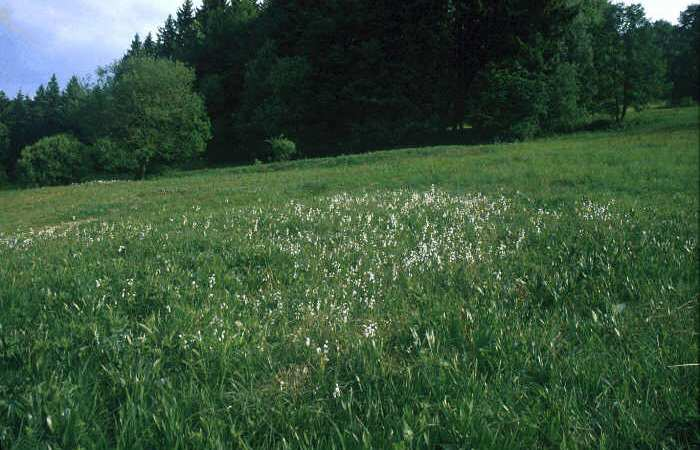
[0,107,698,449]
[1,107,696,232]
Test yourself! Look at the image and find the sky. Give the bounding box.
[0,0,201,96]
[0,0,694,97]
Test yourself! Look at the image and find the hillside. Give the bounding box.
[0,107,698,448]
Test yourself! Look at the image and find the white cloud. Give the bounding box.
[4,0,199,53]
[622,0,693,23]
[0,0,200,94]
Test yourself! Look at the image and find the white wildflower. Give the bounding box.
[333,383,341,399]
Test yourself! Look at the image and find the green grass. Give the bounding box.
[1,107,698,449]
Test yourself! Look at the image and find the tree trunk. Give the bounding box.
[139,163,147,180]
[614,97,622,124]
[620,80,629,123]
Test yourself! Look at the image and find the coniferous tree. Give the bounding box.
[1,0,686,178]
[29,75,63,141]
[143,33,157,57]
[44,74,62,134]
[157,15,178,58]
[197,0,229,22]
[127,33,143,57]
[175,0,197,62]
[31,84,48,143]
[0,91,9,118]
[62,76,88,139]
[4,92,32,177]
[670,4,699,103]
[195,0,259,161]
[0,122,9,180]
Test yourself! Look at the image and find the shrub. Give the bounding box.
[543,63,585,133]
[92,138,136,175]
[265,135,297,162]
[469,65,548,141]
[17,134,92,186]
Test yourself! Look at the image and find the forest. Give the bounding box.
[0,0,698,186]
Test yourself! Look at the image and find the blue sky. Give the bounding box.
[0,0,693,97]
[0,0,201,96]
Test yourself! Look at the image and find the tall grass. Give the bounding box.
[0,107,697,449]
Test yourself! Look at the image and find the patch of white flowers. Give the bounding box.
[0,187,693,356]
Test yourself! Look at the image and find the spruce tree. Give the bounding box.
[62,76,87,138]
[0,122,9,180]
[198,0,228,21]
[142,33,157,57]
[175,0,197,62]
[0,91,9,117]
[44,74,63,135]
[128,33,143,57]
[157,15,178,58]
[31,84,48,141]
[4,93,32,177]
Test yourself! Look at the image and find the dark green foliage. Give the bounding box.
[235,42,311,158]
[156,15,178,58]
[2,92,32,177]
[193,0,259,162]
[0,0,696,181]
[16,134,92,186]
[175,0,197,62]
[0,122,8,159]
[61,76,88,139]
[450,0,578,128]
[469,31,588,140]
[126,33,158,58]
[250,0,454,154]
[0,90,9,113]
[544,62,584,132]
[670,4,699,103]
[142,33,157,57]
[91,138,127,174]
[651,19,676,101]
[127,33,143,57]
[0,122,8,182]
[30,75,63,142]
[470,65,548,140]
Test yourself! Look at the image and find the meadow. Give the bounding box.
[0,107,698,449]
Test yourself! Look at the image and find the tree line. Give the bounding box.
[0,0,697,186]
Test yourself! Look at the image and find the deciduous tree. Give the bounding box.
[108,57,211,178]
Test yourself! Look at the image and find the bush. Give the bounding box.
[265,135,297,162]
[543,63,585,133]
[469,65,548,141]
[92,138,137,175]
[17,134,92,186]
